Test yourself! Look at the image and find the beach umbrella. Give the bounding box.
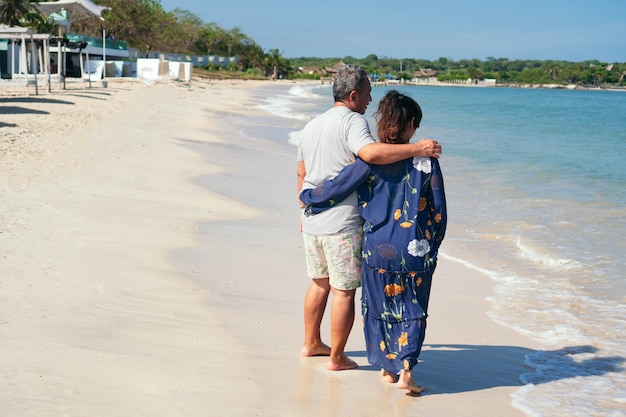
[30,0,110,33]
[31,0,109,88]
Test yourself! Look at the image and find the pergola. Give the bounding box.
[0,24,51,94]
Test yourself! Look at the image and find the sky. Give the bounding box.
[159,0,626,62]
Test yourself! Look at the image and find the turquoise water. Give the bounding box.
[248,82,626,417]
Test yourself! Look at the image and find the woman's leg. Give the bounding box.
[398,369,424,394]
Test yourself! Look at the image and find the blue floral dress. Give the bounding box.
[301,156,447,374]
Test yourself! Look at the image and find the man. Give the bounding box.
[297,65,441,371]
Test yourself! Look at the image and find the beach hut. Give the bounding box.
[411,68,439,84]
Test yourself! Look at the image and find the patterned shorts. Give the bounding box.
[302,229,363,290]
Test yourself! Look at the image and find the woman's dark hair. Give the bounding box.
[374,90,422,144]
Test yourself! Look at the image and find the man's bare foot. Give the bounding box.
[301,343,331,357]
[326,355,358,371]
[398,370,424,394]
[380,369,398,383]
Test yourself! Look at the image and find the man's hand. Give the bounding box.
[414,139,442,158]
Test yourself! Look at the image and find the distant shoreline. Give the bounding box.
[368,79,626,91]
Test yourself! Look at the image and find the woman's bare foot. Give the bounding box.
[380,369,398,383]
[326,355,358,371]
[397,370,424,394]
[301,342,331,357]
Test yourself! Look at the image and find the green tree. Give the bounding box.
[263,47,291,78]
[361,54,378,67]
[199,22,230,55]
[0,0,31,26]
[436,56,449,71]
[71,0,173,53]
[21,9,58,34]
[224,27,255,57]
[467,66,484,80]
[236,42,264,72]
[162,8,203,53]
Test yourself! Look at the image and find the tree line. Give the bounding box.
[1,0,624,86]
[292,56,626,87]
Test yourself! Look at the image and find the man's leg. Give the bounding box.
[326,287,358,370]
[301,278,331,356]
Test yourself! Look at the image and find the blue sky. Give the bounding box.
[159,0,625,62]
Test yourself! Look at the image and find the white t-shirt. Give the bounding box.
[298,106,375,235]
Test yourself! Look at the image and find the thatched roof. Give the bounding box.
[322,61,346,74]
[413,68,438,78]
[296,66,319,74]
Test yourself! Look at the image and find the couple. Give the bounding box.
[297,65,447,393]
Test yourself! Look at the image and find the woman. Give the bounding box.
[300,90,447,393]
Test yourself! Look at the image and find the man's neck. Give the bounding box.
[334,101,353,110]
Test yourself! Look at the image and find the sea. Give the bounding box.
[244,81,626,417]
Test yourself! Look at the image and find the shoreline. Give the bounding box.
[368,79,626,91]
[0,78,541,416]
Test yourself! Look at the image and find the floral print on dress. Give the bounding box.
[359,157,444,274]
[358,157,446,374]
[412,157,432,174]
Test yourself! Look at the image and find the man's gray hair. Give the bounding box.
[333,64,369,102]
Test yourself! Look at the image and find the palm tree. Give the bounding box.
[0,0,31,26]
[22,10,57,34]
[264,48,291,78]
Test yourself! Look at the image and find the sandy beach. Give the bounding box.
[1,78,541,416]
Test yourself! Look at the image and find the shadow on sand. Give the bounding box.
[0,106,50,116]
[0,96,74,106]
[346,343,624,394]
